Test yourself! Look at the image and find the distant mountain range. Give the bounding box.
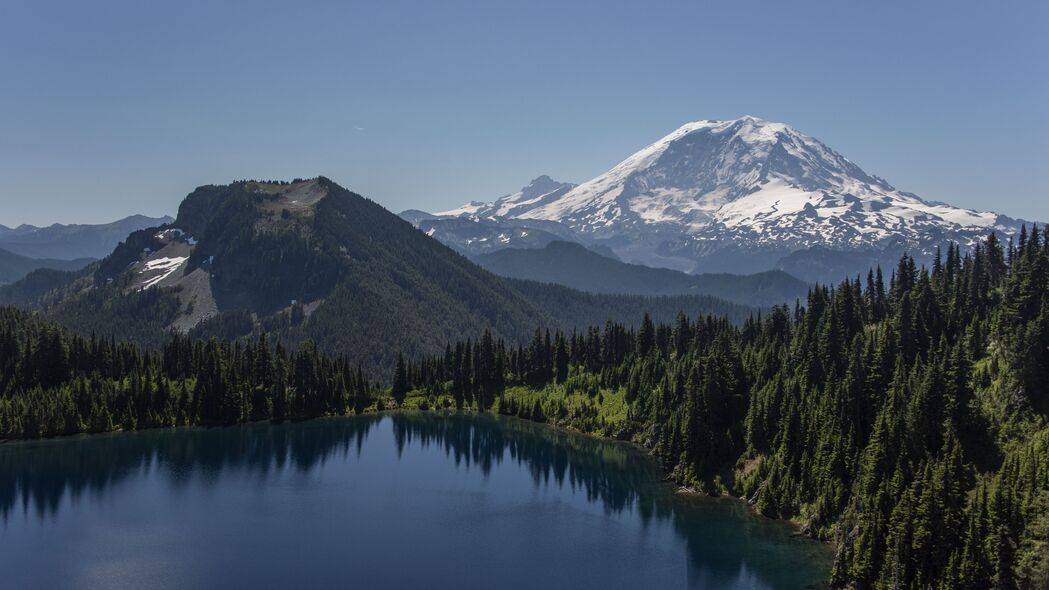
[1,178,754,372]
[0,214,173,260]
[405,117,1028,283]
[0,248,94,285]
[474,241,809,307]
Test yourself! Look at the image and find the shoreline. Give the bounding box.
[479,408,831,547]
[392,405,834,560]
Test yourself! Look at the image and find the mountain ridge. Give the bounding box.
[0,214,174,260]
[0,248,94,285]
[474,240,809,307]
[3,177,755,373]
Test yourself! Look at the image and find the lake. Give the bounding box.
[0,413,831,589]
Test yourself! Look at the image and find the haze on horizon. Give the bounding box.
[1,0,1046,227]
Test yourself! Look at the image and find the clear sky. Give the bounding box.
[1,0,1046,226]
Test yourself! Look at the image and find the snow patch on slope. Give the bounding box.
[138,256,188,290]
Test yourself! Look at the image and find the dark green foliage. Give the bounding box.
[397,229,1049,589]
[189,310,254,341]
[48,285,182,349]
[0,267,84,306]
[0,307,376,438]
[180,183,343,312]
[391,354,408,403]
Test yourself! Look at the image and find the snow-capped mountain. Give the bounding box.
[436,175,577,219]
[400,176,581,256]
[402,214,576,256]
[426,117,1024,280]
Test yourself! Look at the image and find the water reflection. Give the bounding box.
[1,415,382,522]
[390,413,674,518]
[0,412,830,589]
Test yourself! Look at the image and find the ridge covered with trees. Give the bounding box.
[0,178,755,373]
[0,311,378,436]
[2,227,1048,588]
[395,228,1049,589]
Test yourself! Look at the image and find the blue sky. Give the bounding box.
[1,0,1046,226]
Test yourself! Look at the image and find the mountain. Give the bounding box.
[0,248,94,285]
[0,214,173,260]
[3,178,754,372]
[433,117,1027,282]
[406,215,575,256]
[400,176,582,257]
[436,175,577,219]
[474,241,809,307]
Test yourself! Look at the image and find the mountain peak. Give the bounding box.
[435,175,577,219]
[666,115,798,147]
[433,118,1022,274]
[519,175,570,200]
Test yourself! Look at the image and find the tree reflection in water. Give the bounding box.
[0,412,830,589]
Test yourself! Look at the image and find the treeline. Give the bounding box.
[0,312,376,438]
[396,228,1049,589]
[3,226,1049,588]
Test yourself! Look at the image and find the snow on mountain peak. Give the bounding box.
[494,117,1010,246]
[428,117,1022,274]
[435,200,490,218]
[436,176,577,219]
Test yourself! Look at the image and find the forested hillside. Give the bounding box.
[474,240,809,306]
[0,308,378,435]
[2,227,1047,588]
[396,228,1049,589]
[0,178,753,373]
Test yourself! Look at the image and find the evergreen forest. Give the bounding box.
[2,228,1049,588]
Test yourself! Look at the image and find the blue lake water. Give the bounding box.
[0,412,831,589]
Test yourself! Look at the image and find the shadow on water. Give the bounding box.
[0,412,831,589]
